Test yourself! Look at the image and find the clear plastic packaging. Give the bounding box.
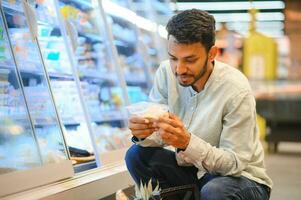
[126,101,169,119]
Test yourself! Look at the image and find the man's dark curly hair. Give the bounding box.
[166,9,216,52]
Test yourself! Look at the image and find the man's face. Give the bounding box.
[168,35,209,87]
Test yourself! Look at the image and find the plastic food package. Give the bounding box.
[126,101,169,119]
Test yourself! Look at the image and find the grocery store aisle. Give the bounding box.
[265,142,301,200]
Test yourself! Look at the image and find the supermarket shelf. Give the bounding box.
[2,62,74,79]
[2,1,23,13]
[39,37,64,43]
[37,20,59,30]
[78,32,104,42]
[78,52,104,60]
[64,0,93,11]
[91,110,127,123]
[78,69,117,82]
[0,63,14,71]
[1,114,32,124]
[48,71,74,79]
[112,32,136,45]
[60,110,126,125]
[18,68,74,79]
[125,77,148,87]
[113,39,133,47]
[77,55,97,61]
[1,64,44,77]
[61,117,84,126]
[33,117,58,126]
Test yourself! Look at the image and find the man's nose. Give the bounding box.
[176,61,187,75]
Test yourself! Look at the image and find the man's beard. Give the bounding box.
[176,58,208,87]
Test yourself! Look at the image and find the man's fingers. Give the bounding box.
[158,115,183,128]
[130,117,150,124]
[130,117,157,124]
[157,122,182,135]
[160,131,177,145]
[169,113,182,122]
[129,122,153,130]
[132,129,156,138]
[170,113,184,127]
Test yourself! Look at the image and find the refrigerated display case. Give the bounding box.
[102,0,150,103]
[1,0,70,168]
[134,1,171,49]
[53,0,131,168]
[0,0,170,198]
[0,0,73,197]
[0,9,41,175]
[0,0,133,174]
[24,0,97,169]
[137,28,160,79]
[130,0,171,80]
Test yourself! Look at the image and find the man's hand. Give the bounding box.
[128,117,157,139]
[156,113,191,149]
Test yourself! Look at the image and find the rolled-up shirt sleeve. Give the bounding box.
[132,131,165,147]
[175,150,194,166]
[181,91,257,176]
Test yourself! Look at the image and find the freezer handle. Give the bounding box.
[65,20,78,52]
[22,0,37,41]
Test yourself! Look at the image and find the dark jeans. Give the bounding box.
[125,145,271,200]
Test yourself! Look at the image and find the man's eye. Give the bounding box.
[170,57,177,61]
[186,59,196,63]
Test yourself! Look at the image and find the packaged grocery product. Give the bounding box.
[126,101,168,119]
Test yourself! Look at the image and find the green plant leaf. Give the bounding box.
[134,179,161,200]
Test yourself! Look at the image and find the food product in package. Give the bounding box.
[126,101,169,119]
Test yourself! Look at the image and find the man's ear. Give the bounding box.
[208,46,218,62]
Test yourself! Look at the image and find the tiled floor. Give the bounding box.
[265,142,301,200]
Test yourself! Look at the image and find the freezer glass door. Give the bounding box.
[57,0,131,164]
[0,14,41,174]
[103,0,150,103]
[1,0,68,166]
[25,0,97,168]
[131,0,170,79]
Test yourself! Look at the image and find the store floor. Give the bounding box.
[103,142,301,200]
[265,142,301,200]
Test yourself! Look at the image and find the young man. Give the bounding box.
[125,9,272,200]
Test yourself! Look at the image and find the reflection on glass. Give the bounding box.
[103,0,149,103]
[0,11,41,174]
[57,0,131,161]
[131,0,161,79]
[29,0,95,166]
[1,0,68,168]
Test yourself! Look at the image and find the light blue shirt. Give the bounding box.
[137,60,272,188]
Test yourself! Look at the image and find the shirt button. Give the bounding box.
[191,107,194,110]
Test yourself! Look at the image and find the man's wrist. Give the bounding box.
[132,136,145,143]
[181,132,191,150]
[176,148,186,153]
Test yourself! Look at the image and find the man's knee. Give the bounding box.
[125,145,166,162]
[125,145,154,167]
[125,144,140,165]
[200,179,228,200]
